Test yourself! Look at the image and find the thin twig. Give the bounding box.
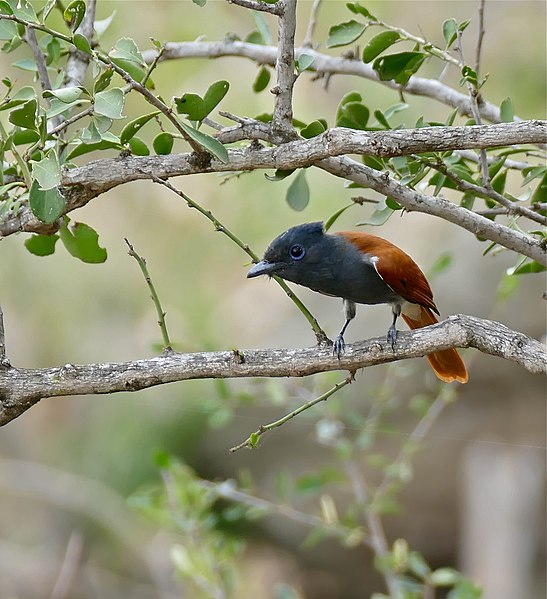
[475,0,486,75]
[230,376,352,452]
[455,28,490,186]
[50,530,84,599]
[417,156,547,226]
[345,460,402,597]
[0,304,7,365]
[302,0,323,48]
[24,27,53,93]
[141,44,165,88]
[124,238,172,352]
[149,175,328,344]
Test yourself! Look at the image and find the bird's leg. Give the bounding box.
[334,300,356,358]
[387,303,401,349]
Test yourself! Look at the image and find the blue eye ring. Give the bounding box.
[289,244,305,260]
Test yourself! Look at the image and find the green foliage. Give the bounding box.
[327,20,366,48]
[286,169,309,211]
[59,219,107,263]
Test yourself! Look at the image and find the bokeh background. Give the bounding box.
[0,1,545,598]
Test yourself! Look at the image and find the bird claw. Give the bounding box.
[333,335,346,359]
[387,326,397,349]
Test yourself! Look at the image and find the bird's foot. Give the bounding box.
[333,334,346,359]
[387,326,398,349]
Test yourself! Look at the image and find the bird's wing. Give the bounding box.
[337,231,439,314]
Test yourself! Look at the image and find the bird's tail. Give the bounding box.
[402,306,468,384]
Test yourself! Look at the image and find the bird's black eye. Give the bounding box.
[289,244,305,260]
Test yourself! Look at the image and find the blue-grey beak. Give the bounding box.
[247,260,282,278]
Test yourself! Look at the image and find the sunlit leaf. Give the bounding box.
[8,98,37,129]
[94,88,124,119]
[64,0,86,30]
[120,111,160,144]
[153,132,174,155]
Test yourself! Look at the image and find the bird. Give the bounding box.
[247,221,468,384]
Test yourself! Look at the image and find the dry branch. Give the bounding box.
[0,315,544,426]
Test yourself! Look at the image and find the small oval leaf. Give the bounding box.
[286,169,309,211]
[362,31,400,63]
[327,20,366,48]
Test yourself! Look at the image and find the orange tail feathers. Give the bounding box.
[401,307,468,384]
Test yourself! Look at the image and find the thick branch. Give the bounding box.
[0,315,544,426]
[142,41,514,123]
[2,121,544,265]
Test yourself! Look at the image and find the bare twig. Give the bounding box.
[475,0,487,76]
[142,40,511,123]
[346,460,401,597]
[24,27,53,92]
[302,0,323,48]
[416,156,547,226]
[0,305,6,365]
[125,239,172,352]
[230,376,352,452]
[50,531,84,599]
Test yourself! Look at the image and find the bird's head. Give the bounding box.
[247,222,327,281]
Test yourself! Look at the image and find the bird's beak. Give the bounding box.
[247,260,282,278]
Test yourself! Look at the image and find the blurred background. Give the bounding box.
[0,1,545,598]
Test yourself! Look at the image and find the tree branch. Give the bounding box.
[0,315,544,426]
[64,0,96,87]
[3,121,544,263]
[141,41,515,123]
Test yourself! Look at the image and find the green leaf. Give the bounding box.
[442,18,458,48]
[336,101,369,129]
[358,205,395,226]
[73,32,91,54]
[24,233,59,256]
[491,170,507,195]
[12,58,38,72]
[500,97,514,122]
[192,0,206,5]
[300,120,326,138]
[0,86,34,112]
[253,66,271,92]
[67,138,122,160]
[93,68,114,94]
[286,169,309,211]
[128,136,150,156]
[94,88,124,119]
[373,51,427,84]
[324,203,354,231]
[362,31,400,63]
[296,53,315,73]
[94,11,115,38]
[295,468,344,494]
[430,567,461,587]
[327,20,366,48]
[59,220,107,263]
[245,30,265,45]
[109,37,143,65]
[178,120,228,162]
[508,260,546,275]
[64,0,85,30]
[10,0,37,22]
[447,579,482,599]
[31,151,61,191]
[12,129,39,145]
[174,93,206,121]
[153,132,174,155]
[531,171,546,205]
[203,80,229,115]
[8,98,37,129]
[346,2,376,20]
[0,17,18,41]
[120,110,160,144]
[253,12,271,45]
[264,168,294,181]
[29,181,65,223]
[43,86,85,104]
